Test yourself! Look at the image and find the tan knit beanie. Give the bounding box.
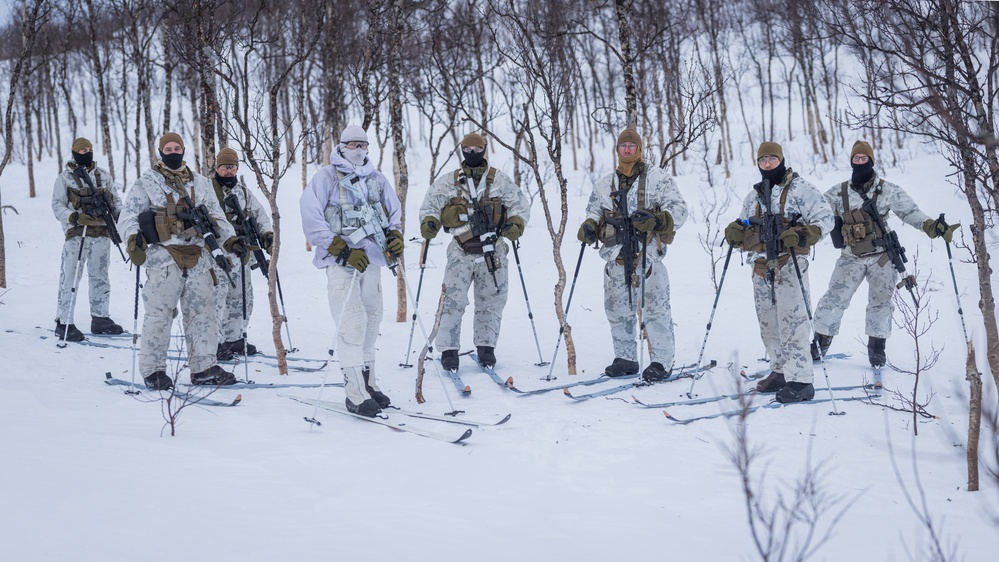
[216,147,239,167]
[851,140,874,162]
[757,141,784,162]
[159,132,185,151]
[71,137,92,153]
[461,132,487,149]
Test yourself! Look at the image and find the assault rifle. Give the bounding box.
[610,187,641,306]
[224,187,270,278]
[73,166,126,262]
[175,195,235,287]
[742,179,784,305]
[339,175,398,276]
[857,185,917,299]
[456,171,501,292]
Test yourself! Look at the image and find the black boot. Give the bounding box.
[191,365,237,386]
[641,362,671,382]
[91,316,124,335]
[222,338,258,356]
[776,381,815,403]
[346,397,381,418]
[756,371,786,393]
[810,333,833,361]
[362,367,391,409]
[605,357,639,377]
[441,350,459,371]
[476,346,496,368]
[868,336,887,367]
[143,371,174,391]
[217,343,235,361]
[55,321,84,342]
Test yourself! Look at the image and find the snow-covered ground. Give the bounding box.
[1,138,995,560]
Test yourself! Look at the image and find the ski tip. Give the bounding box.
[104,372,113,381]
[562,388,571,396]
[462,386,471,395]
[233,394,243,405]
[495,413,512,426]
[455,428,473,443]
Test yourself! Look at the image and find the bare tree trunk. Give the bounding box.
[162,30,173,133]
[84,0,116,183]
[24,93,35,198]
[966,342,982,492]
[388,0,408,323]
[614,0,638,127]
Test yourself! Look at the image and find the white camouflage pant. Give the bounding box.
[603,259,676,366]
[214,262,255,344]
[55,235,111,324]
[435,238,510,351]
[327,263,382,405]
[752,256,814,384]
[814,253,897,339]
[139,247,220,376]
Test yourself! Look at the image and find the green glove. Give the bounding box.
[577,218,598,244]
[630,210,660,233]
[922,218,960,243]
[779,225,821,250]
[440,202,468,228]
[329,236,369,272]
[70,211,102,227]
[420,216,441,239]
[655,210,674,233]
[127,234,147,266]
[386,229,405,257]
[260,231,274,253]
[224,235,258,265]
[724,220,745,246]
[500,216,525,241]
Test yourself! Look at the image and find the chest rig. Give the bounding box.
[597,164,675,254]
[832,179,886,255]
[451,167,505,254]
[742,172,798,254]
[65,166,110,239]
[331,171,391,247]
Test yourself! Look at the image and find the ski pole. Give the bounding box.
[59,225,89,348]
[938,214,970,346]
[788,247,842,416]
[511,240,548,366]
[239,259,250,384]
[127,261,141,394]
[305,268,359,426]
[637,234,649,378]
[543,242,587,382]
[400,239,429,368]
[686,242,734,398]
[274,268,297,353]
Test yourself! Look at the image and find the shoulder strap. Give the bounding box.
[637,166,648,210]
[840,181,850,212]
[778,181,792,215]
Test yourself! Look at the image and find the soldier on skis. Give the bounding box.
[577,128,688,382]
[811,140,958,367]
[117,132,239,391]
[724,141,833,403]
[51,137,124,341]
[417,132,530,372]
[300,125,404,418]
[210,147,273,360]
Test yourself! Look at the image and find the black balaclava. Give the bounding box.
[851,160,875,187]
[73,152,93,168]
[160,151,184,170]
[463,150,485,168]
[759,160,787,185]
[217,175,238,188]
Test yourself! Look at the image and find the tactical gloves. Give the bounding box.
[260,231,274,253]
[329,235,369,272]
[70,211,102,227]
[420,216,441,239]
[386,229,405,257]
[922,218,960,243]
[577,218,598,245]
[127,234,147,266]
[724,220,745,246]
[778,225,821,250]
[631,209,673,233]
[440,202,468,228]
[500,216,525,241]
[224,235,258,265]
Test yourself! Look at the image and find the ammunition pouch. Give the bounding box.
[742,225,765,253]
[153,196,198,243]
[753,255,791,278]
[840,208,880,255]
[455,230,484,254]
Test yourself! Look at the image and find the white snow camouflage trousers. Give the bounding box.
[326,263,383,405]
[55,235,112,324]
[603,259,676,367]
[435,238,510,351]
[752,256,814,384]
[214,263,255,344]
[813,252,898,339]
[139,247,220,376]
